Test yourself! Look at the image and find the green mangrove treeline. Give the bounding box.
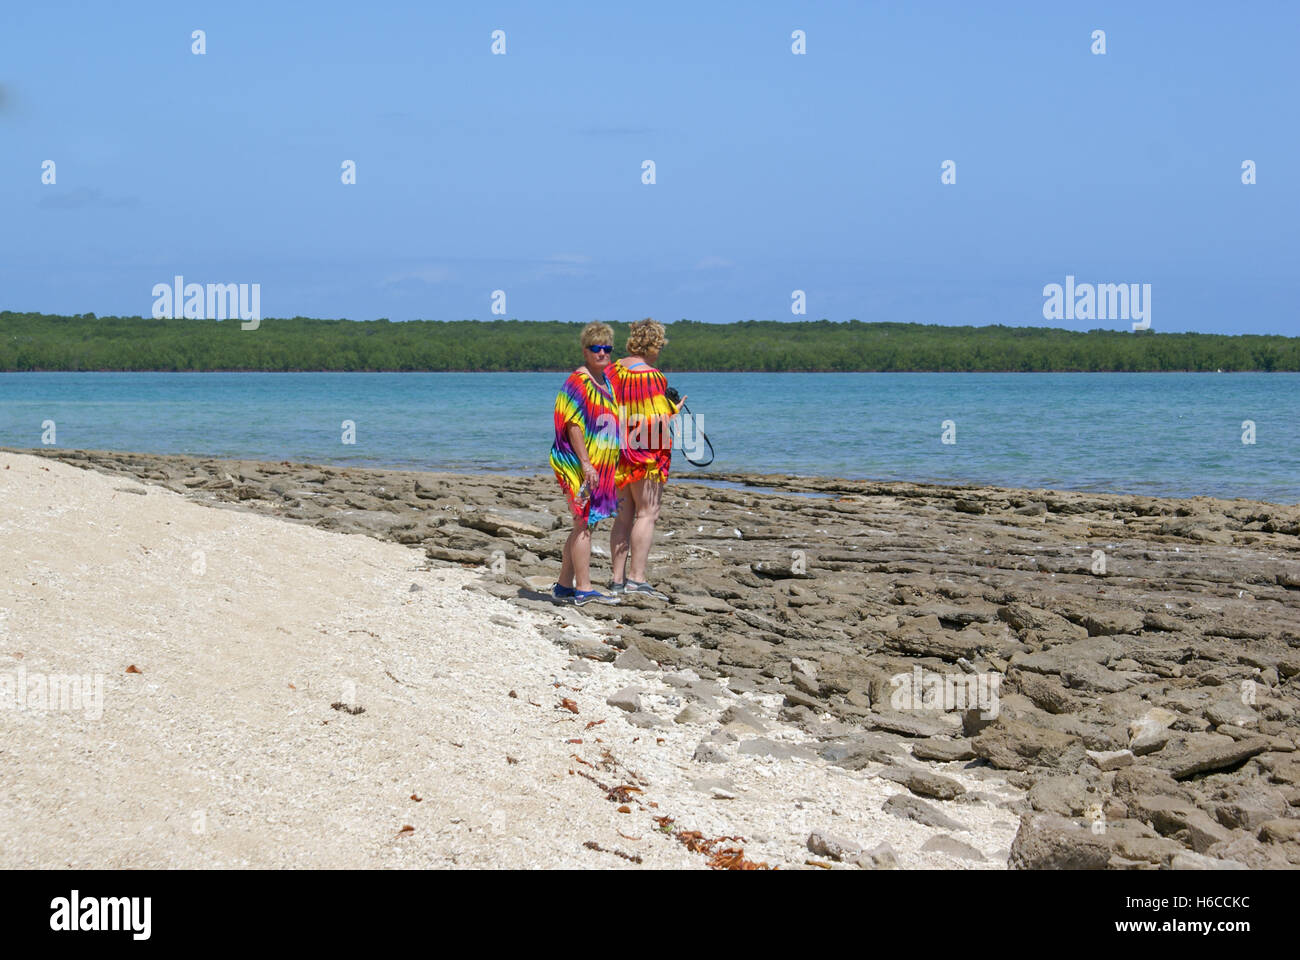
[3,312,1298,372]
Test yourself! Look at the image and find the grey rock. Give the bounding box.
[1014,638,1121,676]
[1214,793,1288,831]
[782,688,827,712]
[972,718,1084,772]
[1159,737,1269,779]
[1014,671,1080,714]
[1128,707,1178,751]
[606,686,643,713]
[718,703,768,734]
[912,737,976,762]
[1027,775,1091,817]
[1259,819,1300,843]
[1086,749,1135,771]
[1216,724,1280,745]
[460,509,555,538]
[681,679,726,707]
[863,710,954,739]
[1127,794,1233,853]
[674,704,708,724]
[854,842,899,869]
[791,670,821,697]
[819,732,906,769]
[1170,851,1248,870]
[1207,834,1293,869]
[692,742,730,763]
[901,769,966,801]
[640,618,697,641]
[1109,832,1189,868]
[624,710,667,729]
[883,794,966,831]
[690,777,736,794]
[1083,610,1145,636]
[1060,661,1132,694]
[920,834,986,861]
[1131,730,1171,756]
[1110,766,1192,803]
[555,635,617,662]
[1204,699,1257,729]
[613,645,658,672]
[788,656,818,676]
[723,674,761,695]
[717,634,777,669]
[1008,813,1114,870]
[737,738,818,761]
[998,602,1086,638]
[962,708,997,738]
[807,830,861,862]
[699,726,738,746]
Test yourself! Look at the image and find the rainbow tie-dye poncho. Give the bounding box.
[612,359,677,487]
[550,368,620,525]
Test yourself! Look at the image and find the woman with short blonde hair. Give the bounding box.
[548,321,620,605]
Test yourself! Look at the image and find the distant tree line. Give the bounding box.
[2,312,1298,372]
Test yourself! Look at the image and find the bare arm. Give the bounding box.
[567,422,599,491]
[567,423,589,466]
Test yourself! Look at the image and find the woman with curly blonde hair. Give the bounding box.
[608,318,679,600]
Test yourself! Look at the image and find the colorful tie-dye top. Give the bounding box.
[611,358,677,487]
[550,367,620,525]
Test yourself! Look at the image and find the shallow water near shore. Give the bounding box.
[2,371,1297,502]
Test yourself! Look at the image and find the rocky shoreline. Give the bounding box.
[14,446,1300,869]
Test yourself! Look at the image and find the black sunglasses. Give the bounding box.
[586,344,613,354]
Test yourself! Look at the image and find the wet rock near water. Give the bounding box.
[17,447,1300,870]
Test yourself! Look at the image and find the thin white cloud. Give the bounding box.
[529,254,592,280]
[38,187,139,210]
[381,265,453,287]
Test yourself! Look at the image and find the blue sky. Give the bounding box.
[2,1,1296,333]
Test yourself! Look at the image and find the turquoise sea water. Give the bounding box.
[1,372,1297,503]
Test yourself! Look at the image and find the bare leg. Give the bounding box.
[559,528,574,587]
[610,486,633,584]
[627,478,663,583]
[559,515,593,591]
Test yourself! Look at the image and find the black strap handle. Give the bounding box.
[676,400,714,467]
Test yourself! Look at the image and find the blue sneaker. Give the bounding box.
[551,583,576,602]
[573,589,619,606]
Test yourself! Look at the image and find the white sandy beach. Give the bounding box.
[0,451,1022,869]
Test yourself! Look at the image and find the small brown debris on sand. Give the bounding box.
[583,840,642,864]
